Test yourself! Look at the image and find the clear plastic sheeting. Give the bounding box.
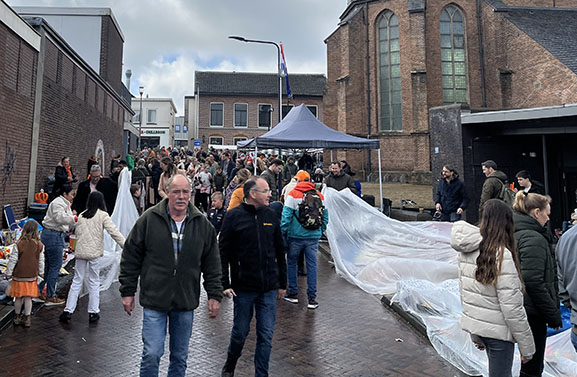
[83,168,139,294]
[322,187,458,295]
[323,188,577,376]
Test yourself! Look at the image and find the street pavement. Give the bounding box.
[0,248,466,376]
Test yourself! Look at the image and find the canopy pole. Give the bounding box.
[330,150,333,162]
[254,145,258,175]
[378,148,383,211]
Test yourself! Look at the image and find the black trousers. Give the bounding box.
[520,315,547,377]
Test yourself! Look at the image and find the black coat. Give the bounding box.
[72,178,118,215]
[435,177,469,213]
[219,203,286,293]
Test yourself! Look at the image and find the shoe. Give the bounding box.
[44,296,65,306]
[22,315,31,328]
[32,294,46,303]
[283,293,298,304]
[13,314,22,326]
[307,299,319,309]
[221,355,237,377]
[59,311,72,323]
[89,313,100,323]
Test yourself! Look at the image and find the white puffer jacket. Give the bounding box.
[74,209,125,260]
[451,221,535,358]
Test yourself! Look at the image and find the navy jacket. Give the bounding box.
[435,177,468,214]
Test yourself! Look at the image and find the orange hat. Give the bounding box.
[295,170,310,182]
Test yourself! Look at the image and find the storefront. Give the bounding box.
[141,129,170,149]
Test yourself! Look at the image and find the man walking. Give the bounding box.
[281,170,328,309]
[219,177,286,377]
[324,161,356,193]
[119,174,223,377]
[479,160,509,216]
[556,225,577,352]
[260,159,283,202]
[435,165,469,222]
[282,156,298,186]
[73,164,118,215]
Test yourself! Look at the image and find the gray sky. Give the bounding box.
[6,0,346,113]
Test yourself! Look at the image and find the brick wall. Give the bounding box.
[197,94,323,149]
[502,0,577,6]
[99,15,123,96]
[0,22,38,219]
[35,39,124,193]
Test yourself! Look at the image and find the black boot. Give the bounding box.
[221,355,238,377]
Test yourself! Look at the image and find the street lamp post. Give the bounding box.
[138,86,144,151]
[229,36,282,125]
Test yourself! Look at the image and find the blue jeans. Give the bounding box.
[287,238,319,300]
[572,329,577,353]
[39,229,65,297]
[440,211,461,222]
[227,290,277,377]
[479,336,514,377]
[140,308,194,377]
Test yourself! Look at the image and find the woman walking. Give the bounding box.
[59,192,125,323]
[227,168,252,210]
[158,157,186,200]
[452,199,535,376]
[513,192,562,377]
[6,221,44,327]
[40,184,77,305]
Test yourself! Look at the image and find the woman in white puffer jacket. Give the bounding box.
[60,191,125,323]
[452,199,535,377]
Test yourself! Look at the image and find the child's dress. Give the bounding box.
[6,239,45,297]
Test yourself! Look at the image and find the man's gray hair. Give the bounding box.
[90,164,101,172]
[166,174,192,191]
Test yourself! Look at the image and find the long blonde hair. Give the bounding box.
[19,221,40,242]
[513,191,551,215]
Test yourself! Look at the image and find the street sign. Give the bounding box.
[193,139,201,147]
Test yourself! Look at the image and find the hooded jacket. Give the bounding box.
[452,221,535,357]
[75,209,125,260]
[556,226,577,326]
[514,211,562,327]
[119,199,223,311]
[479,170,508,215]
[281,181,329,239]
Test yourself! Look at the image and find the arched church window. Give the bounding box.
[441,5,468,104]
[378,10,402,131]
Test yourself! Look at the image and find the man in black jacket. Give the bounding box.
[435,166,469,222]
[119,174,223,376]
[219,177,287,377]
[72,164,117,215]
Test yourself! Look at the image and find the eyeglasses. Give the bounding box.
[251,189,272,194]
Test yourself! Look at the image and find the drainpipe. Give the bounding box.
[476,0,487,107]
[365,3,373,177]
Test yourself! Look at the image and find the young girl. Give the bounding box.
[59,191,125,323]
[6,221,45,328]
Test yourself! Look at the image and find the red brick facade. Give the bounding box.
[325,0,577,183]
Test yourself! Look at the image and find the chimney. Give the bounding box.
[125,69,132,91]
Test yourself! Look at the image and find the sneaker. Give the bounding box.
[44,296,65,306]
[307,299,319,309]
[32,294,46,303]
[59,311,72,323]
[89,313,100,323]
[283,293,298,304]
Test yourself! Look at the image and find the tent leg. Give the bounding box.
[254,146,258,175]
[378,148,383,212]
[330,150,333,162]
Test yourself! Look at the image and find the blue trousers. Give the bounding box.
[479,336,514,377]
[140,308,194,377]
[39,229,65,297]
[286,238,319,300]
[227,290,277,377]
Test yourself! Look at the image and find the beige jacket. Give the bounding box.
[74,209,125,260]
[158,169,187,199]
[452,220,535,358]
[42,196,76,232]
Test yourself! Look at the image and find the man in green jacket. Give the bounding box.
[119,174,223,377]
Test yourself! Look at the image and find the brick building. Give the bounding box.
[0,2,131,219]
[325,0,577,183]
[193,71,325,149]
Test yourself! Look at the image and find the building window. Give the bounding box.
[306,105,318,118]
[258,104,272,129]
[282,104,294,119]
[210,103,223,127]
[441,5,468,104]
[147,109,157,124]
[209,136,223,145]
[133,110,140,123]
[378,10,402,131]
[233,137,247,145]
[234,103,248,127]
[183,125,188,133]
[175,125,181,133]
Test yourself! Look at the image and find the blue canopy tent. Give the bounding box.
[237,104,384,209]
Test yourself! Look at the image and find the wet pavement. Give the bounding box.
[0,245,466,376]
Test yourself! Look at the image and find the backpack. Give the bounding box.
[295,190,324,230]
[498,180,516,207]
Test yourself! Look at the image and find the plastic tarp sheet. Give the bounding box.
[323,187,577,376]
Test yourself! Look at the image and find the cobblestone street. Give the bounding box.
[0,249,465,377]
